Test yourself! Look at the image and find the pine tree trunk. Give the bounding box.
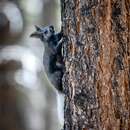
[61,0,130,129]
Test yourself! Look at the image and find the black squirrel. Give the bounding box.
[30,25,64,92]
[30,25,64,128]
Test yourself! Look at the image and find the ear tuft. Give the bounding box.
[49,25,55,33]
[35,25,42,31]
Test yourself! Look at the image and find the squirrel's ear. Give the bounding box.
[35,25,42,31]
[49,25,55,33]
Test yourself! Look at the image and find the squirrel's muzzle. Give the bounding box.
[30,25,42,38]
[30,31,42,38]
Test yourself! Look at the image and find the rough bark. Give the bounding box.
[61,0,130,129]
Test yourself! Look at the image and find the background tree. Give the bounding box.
[0,0,61,130]
[61,0,130,129]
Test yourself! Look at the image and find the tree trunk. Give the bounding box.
[61,0,130,129]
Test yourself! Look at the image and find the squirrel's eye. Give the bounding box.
[44,30,48,34]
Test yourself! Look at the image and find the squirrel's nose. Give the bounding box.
[30,31,42,38]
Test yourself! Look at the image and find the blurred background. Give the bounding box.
[0,0,61,130]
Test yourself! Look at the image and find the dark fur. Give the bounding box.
[30,25,64,92]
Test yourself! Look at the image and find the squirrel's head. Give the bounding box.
[30,25,55,42]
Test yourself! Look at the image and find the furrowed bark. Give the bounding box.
[61,0,130,129]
